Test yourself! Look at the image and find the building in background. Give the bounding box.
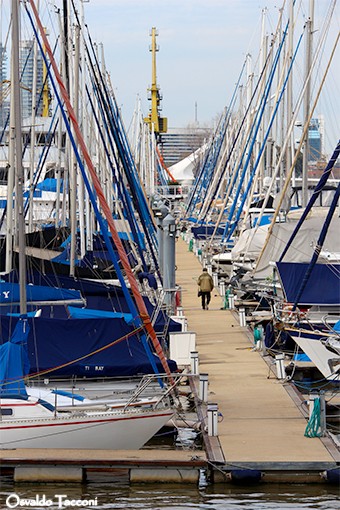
[308,116,324,162]
[160,127,211,168]
[19,39,48,120]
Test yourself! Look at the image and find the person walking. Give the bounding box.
[197,268,214,310]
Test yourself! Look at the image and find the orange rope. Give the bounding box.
[28,0,174,385]
[155,145,176,183]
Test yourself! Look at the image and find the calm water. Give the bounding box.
[1,479,339,510]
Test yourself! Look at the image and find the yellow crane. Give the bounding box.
[144,27,167,137]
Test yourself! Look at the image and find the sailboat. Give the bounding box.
[267,142,340,381]
[0,0,176,450]
[0,318,174,450]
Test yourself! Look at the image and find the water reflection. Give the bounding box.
[1,481,339,510]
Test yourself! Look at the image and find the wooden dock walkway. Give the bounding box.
[175,237,339,481]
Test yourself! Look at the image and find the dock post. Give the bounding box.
[207,263,212,275]
[239,307,246,327]
[275,353,286,379]
[199,373,208,402]
[212,272,218,288]
[219,279,226,297]
[320,391,326,436]
[228,292,235,310]
[190,351,199,374]
[207,402,218,436]
[163,213,176,312]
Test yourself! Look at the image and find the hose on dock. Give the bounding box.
[304,397,321,438]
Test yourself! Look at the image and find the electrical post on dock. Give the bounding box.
[163,213,176,313]
[190,351,199,375]
[207,403,219,436]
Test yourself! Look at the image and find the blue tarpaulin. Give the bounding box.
[67,306,133,324]
[276,262,340,306]
[0,318,30,396]
[0,280,83,304]
[0,316,177,378]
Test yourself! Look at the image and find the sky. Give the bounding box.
[1,0,339,154]
[81,0,340,154]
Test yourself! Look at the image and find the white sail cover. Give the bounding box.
[169,144,208,183]
[253,208,340,279]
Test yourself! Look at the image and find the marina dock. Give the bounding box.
[1,237,339,485]
[175,237,340,483]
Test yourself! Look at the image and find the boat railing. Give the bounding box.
[322,314,340,336]
[273,302,307,323]
[123,373,186,412]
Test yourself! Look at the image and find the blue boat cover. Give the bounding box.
[35,178,64,193]
[0,318,30,396]
[276,262,340,305]
[191,225,225,239]
[67,306,133,324]
[0,280,83,304]
[0,316,177,378]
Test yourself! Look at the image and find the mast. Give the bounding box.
[302,0,314,207]
[11,0,27,314]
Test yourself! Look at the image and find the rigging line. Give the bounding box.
[82,26,156,237]
[85,81,149,269]
[253,28,340,273]
[26,0,174,386]
[292,181,340,310]
[88,80,150,257]
[279,140,340,262]
[185,84,235,218]
[225,30,303,243]
[83,33,160,275]
[155,144,176,183]
[222,32,289,241]
[200,12,286,229]
[207,48,279,244]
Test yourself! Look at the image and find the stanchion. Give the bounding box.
[207,402,218,436]
[219,280,226,297]
[176,306,184,317]
[228,292,235,310]
[190,351,199,375]
[212,272,218,288]
[239,307,246,327]
[199,373,208,402]
[319,391,326,436]
[275,353,286,379]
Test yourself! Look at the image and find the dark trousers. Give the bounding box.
[201,291,211,309]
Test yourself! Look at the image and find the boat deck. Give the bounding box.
[175,237,339,478]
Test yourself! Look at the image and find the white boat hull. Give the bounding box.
[0,408,173,450]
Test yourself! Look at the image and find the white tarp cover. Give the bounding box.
[253,208,340,279]
[169,144,208,183]
[231,225,269,261]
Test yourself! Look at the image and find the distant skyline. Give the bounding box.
[82,0,339,154]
